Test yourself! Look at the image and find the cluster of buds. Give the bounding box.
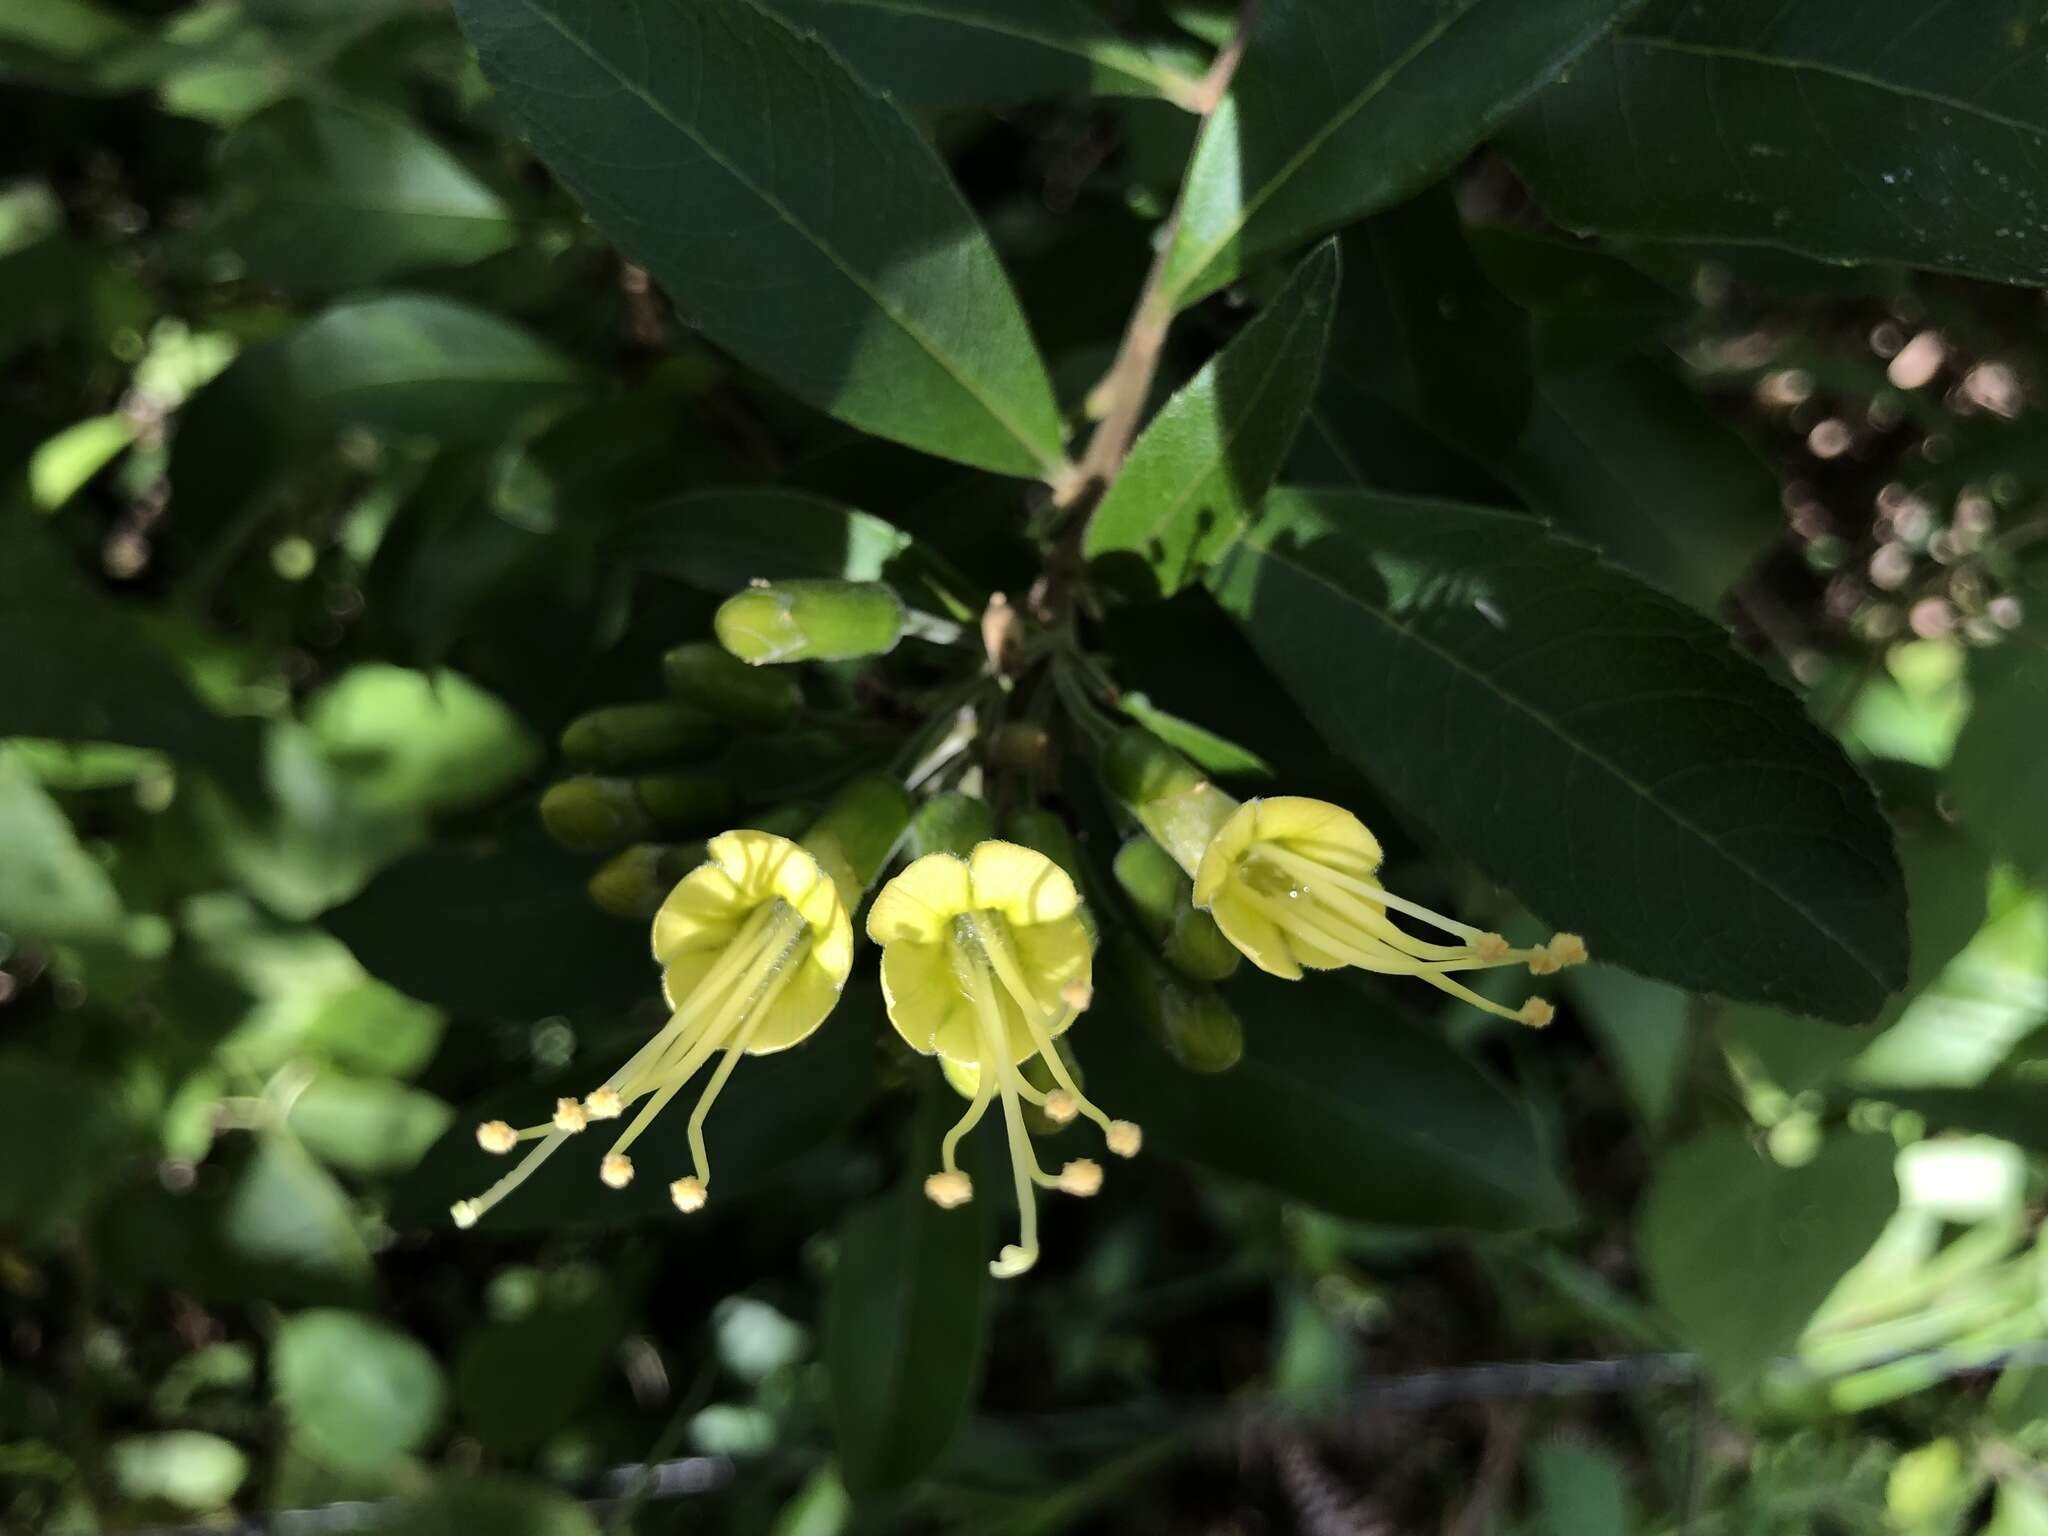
[456,579,1587,1278]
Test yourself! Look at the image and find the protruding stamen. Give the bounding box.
[450,1200,480,1229]
[925,1170,973,1208]
[1057,1159,1102,1196]
[1547,933,1588,968]
[1060,978,1093,1011]
[1106,1121,1142,1158]
[1042,1090,1079,1125]
[1474,932,1510,962]
[1518,998,1555,1029]
[552,1097,588,1133]
[585,1089,624,1120]
[476,1121,517,1154]
[670,1176,707,1213]
[991,1244,1037,1279]
[600,1153,635,1188]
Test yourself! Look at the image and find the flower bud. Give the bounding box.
[540,775,654,850]
[633,773,736,831]
[1101,727,1238,877]
[1112,835,1240,982]
[663,640,802,729]
[586,841,707,918]
[1110,933,1244,1074]
[560,701,719,770]
[909,791,997,861]
[802,773,913,909]
[714,580,905,665]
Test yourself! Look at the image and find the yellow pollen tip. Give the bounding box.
[1057,1159,1103,1197]
[669,1176,707,1213]
[476,1120,517,1154]
[1106,1120,1143,1158]
[1475,932,1510,962]
[552,1097,588,1133]
[1527,950,1562,977]
[1547,933,1588,968]
[991,1243,1037,1279]
[584,1089,624,1120]
[924,1170,974,1209]
[1060,979,1093,1012]
[1519,998,1555,1029]
[450,1200,480,1230]
[600,1153,635,1189]
[1042,1090,1079,1125]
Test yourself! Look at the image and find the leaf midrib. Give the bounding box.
[511,0,1061,474]
[798,0,1181,94]
[1233,526,1892,993]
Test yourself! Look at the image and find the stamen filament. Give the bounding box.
[972,916,1119,1141]
[1255,844,1486,942]
[684,956,797,1187]
[939,1046,997,1177]
[965,946,1041,1278]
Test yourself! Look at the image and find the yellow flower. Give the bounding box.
[866,840,1139,1279]
[453,829,852,1227]
[1192,797,1585,1025]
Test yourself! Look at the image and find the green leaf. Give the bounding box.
[396,981,881,1231]
[378,1477,601,1536]
[1468,227,1691,374]
[615,488,915,591]
[220,1137,373,1300]
[287,1073,453,1177]
[1528,1437,1631,1536]
[1207,488,1906,1022]
[1640,1128,1896,1385]
[1085,240,1338,595]
[272,1309,447,1476]
[825,1092,990,1499]
[107,1432,250,1511]
[1159,0,1643,305]
[324,822,651,1018]
[454,1266,625,1454]
[757,0,1196,106]
[217,96,517,291]
[1503,361,1784,611]
[0,746,126,949]
[1564,966,1690,1134]
[1867,1080,2048,1157]
[0,1054,132,1249]
[0,516,261,788]
[1951,638,2048,882]
[1085,971,1576,1230]
[1500,0,2048,286]
[453,0,1065,476]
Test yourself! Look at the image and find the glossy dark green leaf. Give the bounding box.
[1159,0,1643,305]
[1501,0,2048,286]
[272,1309,447,1475]
[825,1090,990,1499]
[1640,1128,1896,1385]
[1468,227,1691,374]
[1869,1081,2048,1155]
[615,489,913,591]
[1207,488,1906,1022]
[217,97,516,291]
[1504,361,1784,611]
[454,1267,625,1454]
[0,746,127,949]
[1950,637,2048,882]
[0,516,261,788]
[1085,971,1575,1230]
[453,0,1065,476]
[758,0,1197,106]
[324,823,650,1018]
[1085,240,1337,594]
[1564,966,1690,1134]
[396,983,880,1231]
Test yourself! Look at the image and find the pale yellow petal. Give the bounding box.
[866,852,973,946]
[1252,796,1382,880]
[749,953,844,1053]
[652,859,746,967]
[879,938,968,1055]
[940,1054,981,1100]
[967,840,1078,928]
[1192,798,1261,908]
[1209,883,1301,979]
[1013,914,1091,1043]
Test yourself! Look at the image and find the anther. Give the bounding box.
[1060,979,1093,1011]
[1057,1159,1102,1197]
[1518,998,1555,1029]
[476,1120,517,1154]
[1475,932,1510,962]
[450,1200,480,1229]
[991,1243,1037,1278]
[1042,1090,1079,1124]
[1527,949,1562,977]
[552,1097,589,1133]
[585,1088,624,1120]
[1547,933,1588,969]
[1106,1120,1143,1158]
[600,1153,635,1189]
[924,1170,974,1209]
[669,1176,707,1213]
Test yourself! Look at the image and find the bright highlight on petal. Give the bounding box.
[450,830,852,1230]
[867,840,1138,1279]
[1192,797,1586,1023]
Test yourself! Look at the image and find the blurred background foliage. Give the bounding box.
[5,0,2048,1532]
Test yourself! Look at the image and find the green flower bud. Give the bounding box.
[802,773,913,908]
[663,640,802,729]
[588,841,707,918]
[909,791,997,861]
[560,701,719,771]
[714,580,905,665]
[1101,726,1238,877]
[1112,835,1240,982]
[633,773,736,832]
[540,776,654,850]
[1110,933,1244,1074]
